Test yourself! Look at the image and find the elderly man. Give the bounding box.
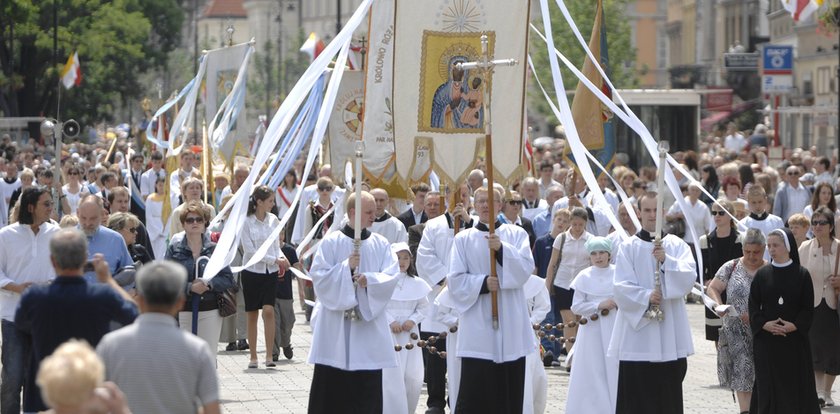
[520,177,549,222]
[97,262,220,414]
[773,165,812,223]
[307,191,399,413]
[15,229,138,413]
[467,169,485,195]
[0,187,59,414]
[77,195,134,283]
[369,188,408,244]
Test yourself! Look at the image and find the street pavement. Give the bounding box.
[217,298,840,414]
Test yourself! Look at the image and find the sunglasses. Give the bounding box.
[811,220,831,226]
[507,200,523,206]
[184,216,205,224]
[711,210,727,216]
[127,227,138,234]
[318,187,334,192]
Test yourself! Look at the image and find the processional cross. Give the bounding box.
[456,34,518,330]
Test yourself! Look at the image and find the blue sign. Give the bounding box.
[762,45,793,75]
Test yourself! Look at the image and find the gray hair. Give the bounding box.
[49,229,88,270]
[136,261,188,308]
[743,228,766,246]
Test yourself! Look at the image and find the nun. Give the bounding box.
[749,227,820,413]
[565,236,619,414]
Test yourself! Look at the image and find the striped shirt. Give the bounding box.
[96,313,219,414]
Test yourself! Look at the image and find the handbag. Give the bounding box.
[217,285,239,317]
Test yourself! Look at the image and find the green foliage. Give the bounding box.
[529,0,639,125]
[0,0,182,125]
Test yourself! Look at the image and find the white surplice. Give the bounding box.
[382,272,431,414]
[308,228,399,371]
[608,233,696,362]
[432,287,460,414]
[447,222,536,363]
[416,213,469,334]
[370,213,408,244]
[566,264,619,414]
[523,275,550,414]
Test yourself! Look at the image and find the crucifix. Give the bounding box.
[456,33,518,330]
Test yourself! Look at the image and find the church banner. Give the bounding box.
[392,0,531,187]
[327,70,365,176]
[204,43,251,164]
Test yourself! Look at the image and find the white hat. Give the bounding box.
[391,242,410,256]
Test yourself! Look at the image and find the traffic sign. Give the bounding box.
[762,75,793,93]
[724,53,760,71]
[762,45,793,75]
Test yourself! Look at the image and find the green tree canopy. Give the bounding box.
[529,0,639,125]
[0,0,183,126]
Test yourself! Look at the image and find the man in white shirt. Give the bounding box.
[0,161,21,222]
[773,165,812,223]
[307,191,399,413]
[740,185,785,237]
[140,151,166,198]
[723,123,746,153]
[169,151,196,208]
[447,186,535,412]
[537,160,560,199]
[814,156,833,187]
[0,186,60,414]
[369,188,408,244]
[609,192,696,414]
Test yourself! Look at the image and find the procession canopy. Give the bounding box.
[390,0,531,190]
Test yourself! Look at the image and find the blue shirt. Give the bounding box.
[532,209,552,240]
[84,226,134,283]
[15,276,138,411]
[533,233,556,278]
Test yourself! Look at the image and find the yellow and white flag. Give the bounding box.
[60,52,82,89]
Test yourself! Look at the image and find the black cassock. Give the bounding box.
[749,262,820,414]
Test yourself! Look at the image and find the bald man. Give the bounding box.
[369,188,408,244]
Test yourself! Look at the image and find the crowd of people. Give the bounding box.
[0,119,837,413]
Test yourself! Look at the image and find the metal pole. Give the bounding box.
[53,0,58,117]
[193,0,199,145]
[336,0,342,37]
[836,53,839,164]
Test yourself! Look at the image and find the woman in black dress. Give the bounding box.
[749,228,820,413]
[700,199,743,343]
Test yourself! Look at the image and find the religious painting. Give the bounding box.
[418,32,495,133]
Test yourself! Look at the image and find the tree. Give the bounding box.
[0,0,182,126]
[529,0,639,125]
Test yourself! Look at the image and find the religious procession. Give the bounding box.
[1,0,840,413]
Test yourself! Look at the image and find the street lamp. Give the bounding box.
[40,117,79,216]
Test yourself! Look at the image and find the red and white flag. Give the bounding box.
[781,0,823,21]
[60,51,82,89]
[299,32,325,62]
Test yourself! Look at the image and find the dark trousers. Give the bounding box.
[455,356,526,414]
[308,364,382,414]
[420,330,447,409]
[617,358,687,414]
[1,320,29,414]
[542,293,561,357]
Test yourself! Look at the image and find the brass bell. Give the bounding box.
[579,318,588,325]
[558,336,565,344]
[428,336,437,344]
[439,351,447,358]
[548,334,556,342]
[395,344,403,352]
[600,309,610,316]
[405,343,414,350]
[567,321,577,328]
[543,323,553,330]
[410,332,419,340]
[568,337,576,344]
[555,323,564,330]
[449,326,458,333]
[428,346,438,354]
[537,330,546,338]
[533,323,541,330]
[590,313,599,321]
[418,340,427,348]
[439,332,448,339]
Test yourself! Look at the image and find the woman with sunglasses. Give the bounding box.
[699,199,744,345]
[165,201,235,359]
[61,166,89,215]
[798,206,840,407]
[107,212,152,266]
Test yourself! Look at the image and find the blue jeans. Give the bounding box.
[1,319,28,414]
[540,294,561,358]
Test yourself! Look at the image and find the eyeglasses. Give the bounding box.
[318,187,334,192]
[811,220,831,226]
[184,216,205,224]
[711,210,727,216]
[127,227,138,234]
[787,172,800,176]
[507,200,523,206]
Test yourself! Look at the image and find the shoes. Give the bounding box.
[283,346,294,360]
[818,397,826,408]
[272,353,279,362]
[425,407,445,414]
[236,339,249,351]
[225,342,237,351]
[825,394,834,406]
[247,360,258,369]
[265,360,277,368]
[542,351,554,367]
